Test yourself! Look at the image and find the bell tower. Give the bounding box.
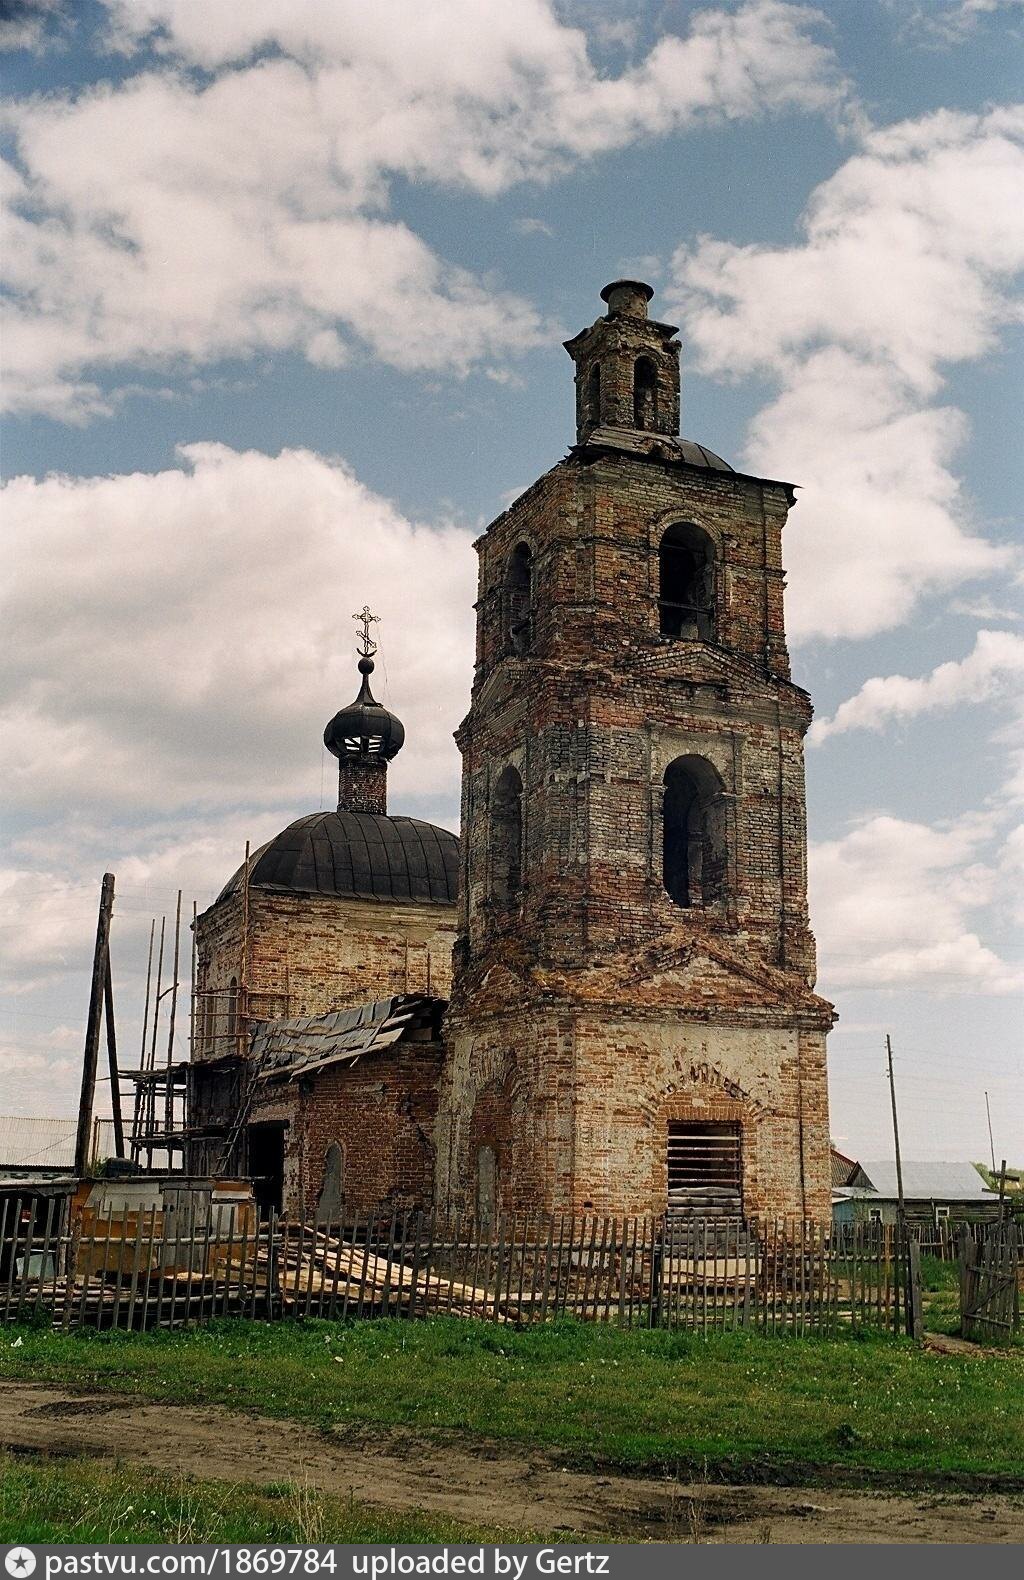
[436,282,834,1225]
[566,279,680,442]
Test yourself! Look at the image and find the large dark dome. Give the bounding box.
[217,810,459,906]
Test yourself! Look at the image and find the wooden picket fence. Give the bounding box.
[959,1223,1021,1342]
[0,1195,918,1337]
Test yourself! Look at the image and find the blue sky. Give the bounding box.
[1,0,1022,1167]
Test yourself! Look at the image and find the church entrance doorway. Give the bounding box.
[247,1122,285,1218]
[666,1121,742,1217]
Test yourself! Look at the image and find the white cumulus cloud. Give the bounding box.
[810,813,1022,995]
[1,443,475,822]
[810,629,1024,742]
[1,1,851,418]
[670,105,1024,642]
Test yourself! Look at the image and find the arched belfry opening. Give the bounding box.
[634,356,657,429]
[586,362,602,428]
[491,765,524,909]
[659,523,715,640]
[505,542,534,656]
[663,755,728,909]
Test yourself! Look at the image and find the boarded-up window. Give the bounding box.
[317,1142,344,1222]
[667,1121,741,1214]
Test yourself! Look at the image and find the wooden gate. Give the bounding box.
[959,1224,1020,1342]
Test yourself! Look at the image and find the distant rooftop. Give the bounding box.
[0,1114,116,1171]
[837,1160,992,1201]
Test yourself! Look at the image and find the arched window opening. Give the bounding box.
[491,765,524,909]
[634,356,658,429]
[476,1143,497,1232]
[586,362,602,427]
[504,542,534,656]
[663,756,727,909]
[659,523,715,640]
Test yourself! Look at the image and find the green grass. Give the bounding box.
[0,1453,534,1544]
[3,1317,1022,1483]
[919,1257,961,1337]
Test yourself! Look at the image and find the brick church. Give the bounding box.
[188,281,835,1223]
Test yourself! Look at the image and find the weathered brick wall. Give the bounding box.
[194,887,457,1059]
[251,1042,444,1217]
[438,1013,830,1221]
[193,884,455,1217]
[458,453,813,976]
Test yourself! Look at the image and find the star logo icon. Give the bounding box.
[5,1551,36,1578]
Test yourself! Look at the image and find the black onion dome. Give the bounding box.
[323,656,405,763]
[217,810,459,906]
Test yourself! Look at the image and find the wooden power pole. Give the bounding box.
[103,957,125,1159]
[75,872,115,1176]
[986,1090,996,1174]
[886,1033,905,1214]
[887,1033,921,1340]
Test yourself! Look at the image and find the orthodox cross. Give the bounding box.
[353,604,380,660]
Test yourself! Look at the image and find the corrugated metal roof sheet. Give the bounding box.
[252,995,444,1083]
[0,1115,116,1168]
[841,1160,992,1201]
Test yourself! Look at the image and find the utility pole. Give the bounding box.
[985,1091,996,1175]
[75,873,115,1176]
[103,957,125,1159]
[887,1033,921,1340]
[886,1033,905,1214]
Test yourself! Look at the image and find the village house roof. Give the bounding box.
[834,1160,993,1202]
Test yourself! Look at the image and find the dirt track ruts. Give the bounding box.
[2,1381,1021,1544]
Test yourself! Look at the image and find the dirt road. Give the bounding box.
[1,1381,1020,1544]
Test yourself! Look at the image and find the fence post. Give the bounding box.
[906,1237,923,1342]
[649,1219,662,1329]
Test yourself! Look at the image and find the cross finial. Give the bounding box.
[353,604,380,659]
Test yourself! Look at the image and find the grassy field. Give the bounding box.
[0,1453,534,1544]
[2,1316,1022,1483]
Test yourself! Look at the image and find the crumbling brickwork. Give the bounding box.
[194,887,455,1058]
[248,1039,444,1218]
[192,885,455,1216]
[439,281,834,1223]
